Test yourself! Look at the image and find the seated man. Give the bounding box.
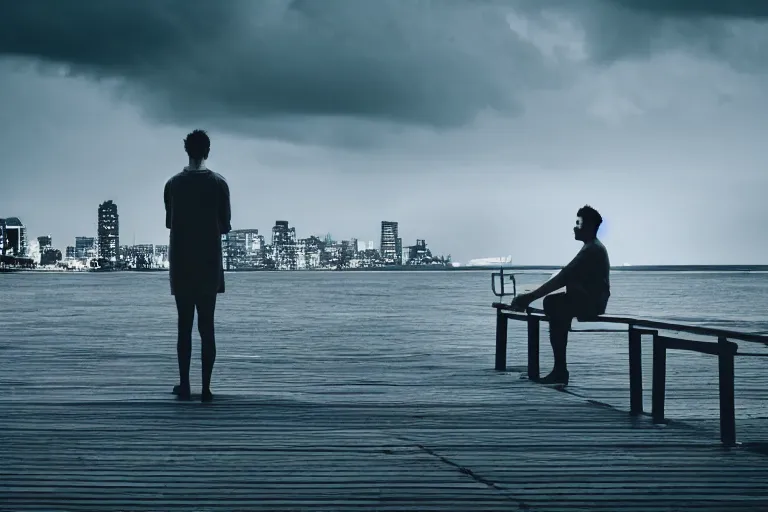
[511,205,610,385]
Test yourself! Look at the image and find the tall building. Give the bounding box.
[272,220,297,270]
[124,244,154,268]
[38,235,52,249]
[226,229,263,269]
[66,246,76,259]
[0,217,27,257]
[0,218,8,256]
[75,237,96,259]
[98,200,120,263]
[406,239,431,264]
[380,221,398,262]
[298,236,322,269]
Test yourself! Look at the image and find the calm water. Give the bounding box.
[1,270,766,437]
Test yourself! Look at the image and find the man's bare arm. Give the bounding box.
[164,180,172,230]
[218,178,232,235]
[525,249,587,302]
[526,272,568,302]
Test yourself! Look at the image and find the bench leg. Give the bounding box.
[652,334,666,424]
[629,327,643,415]
[527,317,540,380]
[495,309,508,371]
[718,337,736,446]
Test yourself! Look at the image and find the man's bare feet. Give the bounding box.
[537,370,569,386]
[172,383,191,400]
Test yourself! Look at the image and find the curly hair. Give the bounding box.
[577,205,603,235]
[183,129,210,162]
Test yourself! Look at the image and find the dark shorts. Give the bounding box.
[169,265,225,296]
[543,291,605,328]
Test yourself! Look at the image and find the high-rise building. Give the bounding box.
[298,236,323,269]
[0,219,7,256]
[0,217,27,257]
[75,237,96,259]
[37,236,52,250]
[98,200,120,263]
[125,244,154,268]
[380,221,398,262]
[226,229,263,269]
[272,220,297,270]
[406,239,430,264]
[65,246,76,259]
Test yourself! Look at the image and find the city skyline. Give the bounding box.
[2,3,767,265]
[0,211,445,262]
[2,208,458,263]
[2,203,449,270]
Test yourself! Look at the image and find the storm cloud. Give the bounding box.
[526,0,768,68]
[0,1,550,136]
[2,0,766,146]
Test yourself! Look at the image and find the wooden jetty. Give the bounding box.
[4,371,768,511]
[2,272,768,510]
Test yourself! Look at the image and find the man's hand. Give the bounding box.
[510,292,533,312]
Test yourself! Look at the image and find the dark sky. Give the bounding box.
[1,0,766,264]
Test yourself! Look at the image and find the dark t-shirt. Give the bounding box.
[560,238,611,314]
[164,168,231,297]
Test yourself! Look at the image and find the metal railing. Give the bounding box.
[491,268,768,447]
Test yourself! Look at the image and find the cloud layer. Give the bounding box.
[529,0,768,68]
[2,0,766,146]
[0,1,553,134]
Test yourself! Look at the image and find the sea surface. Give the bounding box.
[1,270,766,440]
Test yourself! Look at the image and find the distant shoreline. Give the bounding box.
[4,264,767,274]
[134,264,768,272]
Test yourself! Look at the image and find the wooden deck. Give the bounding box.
[2,270,767,510]
[3,370,768,511]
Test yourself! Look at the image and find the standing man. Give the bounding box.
[511,205,610,385]
[164,129,231,402]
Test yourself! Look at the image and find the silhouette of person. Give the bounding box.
[164,130,231,401]
[510,205,610,385]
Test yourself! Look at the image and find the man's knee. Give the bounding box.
[543,293,567,315]
[542,294,555,314]
[197,313,215,335]
[196,296,217,336]
[543,293,573,328]
[198,322,215,338]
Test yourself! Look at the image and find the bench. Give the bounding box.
[490,270,768,446]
